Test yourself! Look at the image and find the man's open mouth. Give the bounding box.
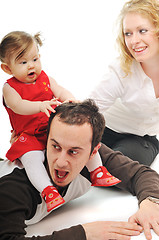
[55,169,68,180]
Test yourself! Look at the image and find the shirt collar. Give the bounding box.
[131,60,150,84]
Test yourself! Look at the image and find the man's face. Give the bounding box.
[47,116,95,188]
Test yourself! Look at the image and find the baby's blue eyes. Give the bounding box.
[21,61,27,65]
[20,58,38,64]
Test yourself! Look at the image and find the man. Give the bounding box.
[1,99,159,240]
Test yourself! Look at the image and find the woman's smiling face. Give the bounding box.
[123,12,159,64]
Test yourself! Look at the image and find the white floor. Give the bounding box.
[26,155,159,239]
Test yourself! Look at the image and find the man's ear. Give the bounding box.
[1,63,12,75]
[90,142,101,160]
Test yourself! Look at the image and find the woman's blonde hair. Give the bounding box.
[116,0,159,76]
[0,31,43,64]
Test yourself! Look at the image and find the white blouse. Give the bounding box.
[90,58,159,136]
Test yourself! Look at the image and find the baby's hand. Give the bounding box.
[40,98,61,117]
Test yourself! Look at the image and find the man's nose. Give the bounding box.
[56,152,68,168]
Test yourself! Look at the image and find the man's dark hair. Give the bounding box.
[47,99,105,152]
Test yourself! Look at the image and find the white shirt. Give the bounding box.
[90,58,159,136]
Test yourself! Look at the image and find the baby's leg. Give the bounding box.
[86,151,102,172]
[20,150,51,192]
[87,151,121,187]
[20,150,65,211]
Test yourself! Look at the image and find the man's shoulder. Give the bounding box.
[99,143,123,165]
[0,159,23,178]
[0,159,38,197]
[0,159,41,204]
[0,159,42,224]
[99,143,115,156]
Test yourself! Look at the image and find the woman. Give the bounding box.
[90,0,159,165]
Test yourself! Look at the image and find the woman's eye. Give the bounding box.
[124,32,131,37]
[140,29,148,33]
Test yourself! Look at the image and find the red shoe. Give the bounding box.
[90,166,121,187]
[42,186,65,212]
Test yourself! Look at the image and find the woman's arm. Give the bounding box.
[89,63,124,113]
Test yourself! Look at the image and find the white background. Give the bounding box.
[1,3,159,239]
[0,0,126,158]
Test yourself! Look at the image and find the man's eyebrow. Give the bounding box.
[50,138,83,150]
[50,139,58,144]
[71,146,83,150]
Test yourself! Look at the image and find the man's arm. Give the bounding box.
[99,144,159,239]
[129,199,159,240]
[0,168,86,240]
[0,161,144,240]
[99,143,159,202]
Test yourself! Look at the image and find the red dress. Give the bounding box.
[4,70,54,161]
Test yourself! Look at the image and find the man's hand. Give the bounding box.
[10,130,18,145]
[82,221,143,240]
[129,199,159,240]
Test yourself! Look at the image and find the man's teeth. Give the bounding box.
[57,174,64,178]
[57,170,67,178]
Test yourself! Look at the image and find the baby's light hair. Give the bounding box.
[0,31,43,64]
